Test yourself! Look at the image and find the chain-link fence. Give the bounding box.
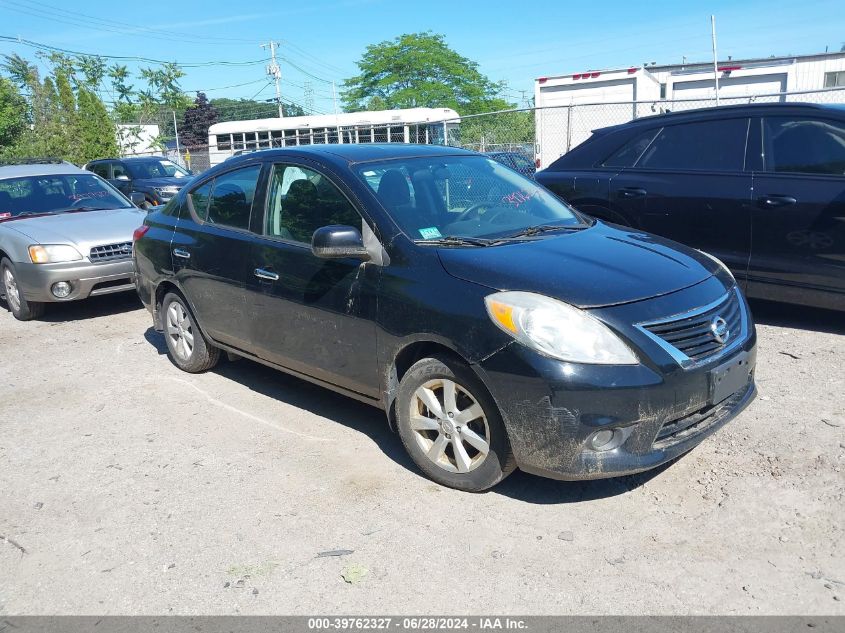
[443,86,845,169]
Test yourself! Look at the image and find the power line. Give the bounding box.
[0,35,266,67]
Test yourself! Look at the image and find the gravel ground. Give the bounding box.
[0,293,843,615]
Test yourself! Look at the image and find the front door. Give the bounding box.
[171,163,265,350]
[611,117,754,282]
[245,161,381,398]
[747,115,845,309]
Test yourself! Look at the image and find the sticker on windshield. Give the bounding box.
[418,226,442,240]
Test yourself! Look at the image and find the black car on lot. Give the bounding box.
[84,157,192,209]
[485,150,537,179]
[536,102,845,312]
[133,144,756,491]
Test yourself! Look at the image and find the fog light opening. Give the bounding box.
[51,281,72,298]
[588,428,625,452]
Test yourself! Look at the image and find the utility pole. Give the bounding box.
[172,110,181,159]
[261,40,283,118]
[711,15,720,106]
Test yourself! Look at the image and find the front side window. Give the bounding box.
[265,164,361,243]
[358,155,584,241]
[764,117,845,175]
[0,174,132,218]
[112,162,129,178]
[635,118,748,171]
[189,164,261,230]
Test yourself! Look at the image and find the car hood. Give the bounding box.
[134,177,187,188]
[436,222,718,309]
[5,208,148,257]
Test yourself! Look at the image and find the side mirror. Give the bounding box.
[130,192,146,208]
[115,174,130,182]
[311,225,370,261]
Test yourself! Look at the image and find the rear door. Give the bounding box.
[610,117,754,281]
[171,163,265,350]
[244,160,381,398]
[747,114,845,309]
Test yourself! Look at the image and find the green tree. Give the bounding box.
[77,86,118,161]
[341,32,513,115]
[0,77,27,152]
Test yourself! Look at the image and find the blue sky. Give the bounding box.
[1,0,844,114]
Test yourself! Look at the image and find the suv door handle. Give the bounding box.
[254,268,279,282]
[617,187,647,198]
[173,248,191,259]
[758,195,797,208]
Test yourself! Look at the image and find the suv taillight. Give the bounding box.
[133,225,149,242]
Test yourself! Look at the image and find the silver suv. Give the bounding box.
[0,159,147,320]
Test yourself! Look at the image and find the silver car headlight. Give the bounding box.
[28,244,83,264]
[484,291,639,365]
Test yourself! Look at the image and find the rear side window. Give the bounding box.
[764,117,845,175]
[602,129,661,167]
[635,118,749,171]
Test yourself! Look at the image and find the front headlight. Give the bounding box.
[697,249,735,282]
[484,291,639,364]
[28,244,83,264]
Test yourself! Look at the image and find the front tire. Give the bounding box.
[161,292,219,373]
[1,258,45,321]
[395,355,515,492]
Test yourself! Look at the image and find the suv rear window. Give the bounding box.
[635,118,749,171]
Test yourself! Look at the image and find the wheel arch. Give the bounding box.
[384,340,475,432]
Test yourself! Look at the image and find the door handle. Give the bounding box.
[617,187,647,198]
[758,195,797,208]
[173,248,191,259]
[254,268,279,282]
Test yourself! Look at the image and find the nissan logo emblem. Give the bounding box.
[710,316,730,344]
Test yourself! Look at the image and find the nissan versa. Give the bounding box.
[133,144,757,491]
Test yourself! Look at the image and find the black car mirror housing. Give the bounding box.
[311,225,371,261]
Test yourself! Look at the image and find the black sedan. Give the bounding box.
[536,102,845,313]
[133,144,756,491]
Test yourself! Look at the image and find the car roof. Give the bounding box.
[89,156,168,163]
[595,102,845,134]
[221,143,477,169]
[0,161,87,179]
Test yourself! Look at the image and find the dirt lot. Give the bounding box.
[0,292,843,615]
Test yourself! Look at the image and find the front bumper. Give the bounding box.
[474,279,758,480]
[14,258,136,302]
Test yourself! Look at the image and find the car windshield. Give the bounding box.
[125,159,190,180]
[358,155,585,242]
[0,174,132,218]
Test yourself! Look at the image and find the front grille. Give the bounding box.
[89,242,132,262]
[653,382,751,449]
[639,289,744,364]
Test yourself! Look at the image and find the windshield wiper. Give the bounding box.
[65,206,114,212]
[416,235,495,247]
[501,224,587,239]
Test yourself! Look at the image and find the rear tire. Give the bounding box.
[161,292,219,373]
[395,355,515,492]
[1,258,45,321]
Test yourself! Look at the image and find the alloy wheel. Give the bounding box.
[408,378,490,473]
[166,301,194,361]
[3,268,21,313]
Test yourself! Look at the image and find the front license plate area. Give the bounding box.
[709,352,751,405]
